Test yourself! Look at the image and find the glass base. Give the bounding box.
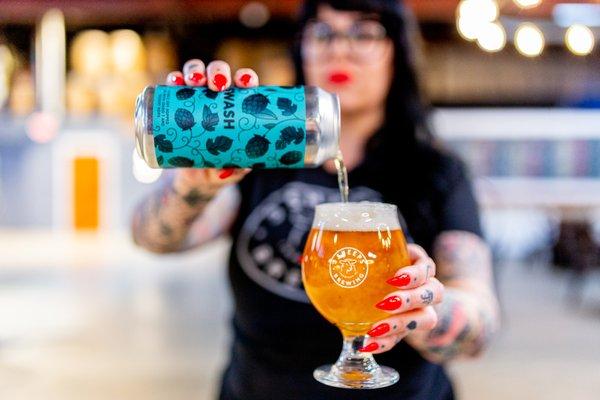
[314,364,399,389]
[312,335,399,389]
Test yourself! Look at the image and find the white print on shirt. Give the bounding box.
[236,181,383,303]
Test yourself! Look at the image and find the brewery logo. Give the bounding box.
[328,247,373,288]
[236,181,383,303]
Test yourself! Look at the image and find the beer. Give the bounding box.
[334,150,349,203]
[302,202,410,337]
[134,85,340,169]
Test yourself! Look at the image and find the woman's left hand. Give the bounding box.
[359,244,445,354]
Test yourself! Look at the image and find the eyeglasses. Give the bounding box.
[301,19,389,62]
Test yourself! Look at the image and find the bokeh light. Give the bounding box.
[26,112,60,143]
[70,30,110,77]
[515,23,545,57]
[456,0,499,42]
[477,22,507,52]
[239,2,270,28]
[458,0,499,23]
[457,16,485,41]
[109,29,146,73]
[565,24,595,56]
[514,0,542,9]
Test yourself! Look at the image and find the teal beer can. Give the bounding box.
[135,85,340,169]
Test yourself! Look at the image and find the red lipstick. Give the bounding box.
[328,71,351,84]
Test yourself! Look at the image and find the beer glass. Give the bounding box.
[301,201,411,389]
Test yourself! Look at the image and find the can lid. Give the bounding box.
[134,90,145,159]
[330,91,341,148]
[134,86,160,168]
[314,86,341,162]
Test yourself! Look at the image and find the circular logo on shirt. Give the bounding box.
[236,181,384,303]
[328,247,370,288]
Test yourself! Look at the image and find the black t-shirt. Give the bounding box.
[218,141,482,400]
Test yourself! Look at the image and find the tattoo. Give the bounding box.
[404,231,499,362]
[433,231,492,283]
[132,174,213,253]
[180,188,213,208]
[420,289,497,361]
[159,222,173,237]
[421,289,434,305]
[407,321,417,330]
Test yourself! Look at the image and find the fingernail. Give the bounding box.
[367,323,390,337]
[187,71,204,84]
[358,342,379,353]
[213,73,227,91]
[169,73,185,85]
[219,168,235,179]
[386,273,411,287]
[376,295,402,311]
[240,73,252,86]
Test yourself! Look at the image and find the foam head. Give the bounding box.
[313,201,401,231]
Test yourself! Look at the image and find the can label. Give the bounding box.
[151,85,307,169]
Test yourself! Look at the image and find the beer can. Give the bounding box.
[134,85,340,169]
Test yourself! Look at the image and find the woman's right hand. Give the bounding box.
[165,59,258,197]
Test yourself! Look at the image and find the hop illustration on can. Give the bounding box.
[134,85,340,169]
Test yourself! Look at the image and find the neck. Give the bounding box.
[329,106,384,171]
[340,106,385,148]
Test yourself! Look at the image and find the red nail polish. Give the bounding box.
[367,323,390,337]
[358,342,379,352]
[240,73,252,86]
[386,273,411,287]
[213,73,227,91]
[170,74,185,85]
[187,71,204,84]
[219,168,235,179]
[376,296,402,311]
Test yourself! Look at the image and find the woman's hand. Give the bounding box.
[165,59,259,199]
[359,244,444,354]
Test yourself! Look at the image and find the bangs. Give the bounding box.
[305,0,397,15]
[297,0,403,39]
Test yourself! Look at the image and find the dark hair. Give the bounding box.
[291,0,432,169]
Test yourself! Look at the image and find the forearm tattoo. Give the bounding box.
[408,231,500,363]
[132,175,215,253]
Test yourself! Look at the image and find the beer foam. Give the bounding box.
[313,202,401,231]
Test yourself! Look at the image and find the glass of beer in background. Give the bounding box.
[301,202,411,389]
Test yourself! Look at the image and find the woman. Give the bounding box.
[132,0,500,399]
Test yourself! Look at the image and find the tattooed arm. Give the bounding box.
[405,230,500,362]
[131,171,242,254]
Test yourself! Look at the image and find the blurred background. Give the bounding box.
[1,0,599,399]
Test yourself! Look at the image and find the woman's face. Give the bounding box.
[302,4,394,115]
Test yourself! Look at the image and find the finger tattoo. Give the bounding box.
[421,289,434,305]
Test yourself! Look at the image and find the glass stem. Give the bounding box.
[333,335,381,375]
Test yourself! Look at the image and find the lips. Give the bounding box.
[328,71,351,84]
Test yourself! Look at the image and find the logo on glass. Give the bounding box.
[328,247,373,288]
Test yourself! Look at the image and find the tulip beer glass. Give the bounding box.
[301,201,410,389]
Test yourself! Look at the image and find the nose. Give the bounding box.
[329,35,352,60]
